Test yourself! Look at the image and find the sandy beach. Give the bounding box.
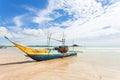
[0,47,120,80]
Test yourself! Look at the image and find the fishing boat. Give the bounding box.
[4,36,77,61]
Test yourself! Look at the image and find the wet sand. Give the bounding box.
[0,47,120,80]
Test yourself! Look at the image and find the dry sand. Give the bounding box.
[0,47,120,80]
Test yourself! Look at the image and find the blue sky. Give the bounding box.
[0,0,120,47]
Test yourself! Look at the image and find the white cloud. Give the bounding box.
[0,27,8,37]
[0,27,12,37]
[33,0,120,46]
[65,2,120,40]
[22,1,120,46]
[31,0,107,27]
[13,15,24,27]
[2,0,120,46]
[32,1,54,24]
[7,15,25,34]
[24,6,38,13]
[6,15,24,36]
[23,28,44,36]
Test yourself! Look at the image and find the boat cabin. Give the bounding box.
[54,45,69,53]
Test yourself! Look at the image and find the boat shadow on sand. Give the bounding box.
[0,56,77,66]
[0,60,35,66]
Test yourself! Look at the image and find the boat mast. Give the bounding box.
[72,40,75,51]
[47,31,52,47]
[62,32,65,46]
[50,32,65,46]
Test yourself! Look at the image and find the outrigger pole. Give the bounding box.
[46,31,65,47]
[50,32,65,46]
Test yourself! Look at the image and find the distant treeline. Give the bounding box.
[3,44,81,47]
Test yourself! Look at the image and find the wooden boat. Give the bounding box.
[5,36,77,61]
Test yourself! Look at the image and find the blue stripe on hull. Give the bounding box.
[29,53,77,61]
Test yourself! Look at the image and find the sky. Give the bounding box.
[0,0,120,47]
